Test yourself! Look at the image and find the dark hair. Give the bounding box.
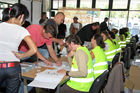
[66,35,82,45]
[108,31,115,39]
[91,22,98,26]
[105,17,108,20]
[111,28,118,34]
[42,12,46,17]
[101,31,110,39]
[119,28,128,38]
[43,24,57,37]
[93,34,105,48]
[55,12,65,16]
[2,3,29,22]
[95,22,100,25]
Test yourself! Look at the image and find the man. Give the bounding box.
[19,12,65,66]
[100,17,110,32]
[69,16,82,34]
[39,12,48,25]
[76,22,99,45]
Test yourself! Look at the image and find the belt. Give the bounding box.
[0,62,20,68]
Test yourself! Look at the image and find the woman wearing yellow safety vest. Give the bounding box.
[108,31,122,53]
[101,31,116,62]
[58,35,94,93]
[90,34,108,79]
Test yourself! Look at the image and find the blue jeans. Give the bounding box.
[38,48,50,59]
[0,64,21,93]
[20,48,50,61]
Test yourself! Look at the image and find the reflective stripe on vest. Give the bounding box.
[105,49,116,55]
[107,55,115,59]
[93,62,108,67]
[70,77,94,83]
[94,70,107,74]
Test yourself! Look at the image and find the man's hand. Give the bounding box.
[44,60,53,66]
[56,61,62,66]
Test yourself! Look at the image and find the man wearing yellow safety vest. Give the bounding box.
[58,35,94,93]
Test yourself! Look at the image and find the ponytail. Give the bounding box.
[2,3,29,22]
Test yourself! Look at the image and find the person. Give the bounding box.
[39,12,48,25]
[19,24,62,66]
[101,31,116,62]
[58,35,94,93]
[108,31,121,53]
[76,22,99,45]
[57,21,67,54]
[0,3,37,93]
[57,21,67,39]
[100,17,110,32]
[90,34,108,79]
[69,16,82,35]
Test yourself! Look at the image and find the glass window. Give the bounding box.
[0,0,18,4]
[80,0,92,8]
[66,0,77,8]
[113,0,128,9]
[128,11,140,36]
[96,0,109,9]
[109,11,128,30]
[53,0,58,9]
[0,9,3,20]
[58,0,63,9]
[130,0,140,10]
[99,11,109,23]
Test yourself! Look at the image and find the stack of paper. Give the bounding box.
[28,69,65,89]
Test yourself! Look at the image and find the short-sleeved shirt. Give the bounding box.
[0,22,30,61]
[19,24,52,52]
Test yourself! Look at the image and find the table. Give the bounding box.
[21,57,69,93]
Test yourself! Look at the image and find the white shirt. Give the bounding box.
[0,22,30,61]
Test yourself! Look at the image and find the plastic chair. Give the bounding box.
[89,70,109,93]
[112,52,120,68]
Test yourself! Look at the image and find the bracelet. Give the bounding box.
[66,71,69,76]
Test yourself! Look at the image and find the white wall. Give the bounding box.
[20,0,32,22]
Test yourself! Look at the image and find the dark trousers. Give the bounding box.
[60,83,88,93]
[0,65,21,93]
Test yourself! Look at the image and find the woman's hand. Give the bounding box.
[57,69,66,75]
[12,51,23,59]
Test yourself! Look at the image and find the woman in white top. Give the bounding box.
[0,3,37,93]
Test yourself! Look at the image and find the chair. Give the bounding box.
[123,46,131,69]
[89,70,109,93]
[112,52,120,68]
[56,77,70,93]
[104,63,124,93]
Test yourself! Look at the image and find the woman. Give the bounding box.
[58,35,94,93]
[101,31,116,62]
[0,3,37,93]
[90,34,108,79]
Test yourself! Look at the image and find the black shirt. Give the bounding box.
[100,21,110,32]
[76,24,97,45]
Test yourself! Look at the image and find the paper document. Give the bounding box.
[28,69,65,89]
[37,61,71,71]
